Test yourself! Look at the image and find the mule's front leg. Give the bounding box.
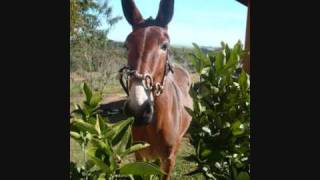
[160,148,178,180]
[161,158,176,180]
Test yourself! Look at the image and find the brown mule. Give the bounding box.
[119,0,193,179]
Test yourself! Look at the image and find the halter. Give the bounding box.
[118,57,174,97]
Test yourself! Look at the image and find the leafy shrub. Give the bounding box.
[185,41,250,180]
[70,83,165,179]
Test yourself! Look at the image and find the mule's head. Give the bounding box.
[121,0,174,125]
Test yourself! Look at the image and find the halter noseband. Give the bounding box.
[118,59,174,97]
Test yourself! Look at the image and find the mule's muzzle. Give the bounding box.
[123,100,154,126]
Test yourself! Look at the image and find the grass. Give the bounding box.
[172,138,204,179]
[70,138,84,165]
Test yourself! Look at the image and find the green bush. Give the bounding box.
[70,83,165,179]
[185,41,250,180]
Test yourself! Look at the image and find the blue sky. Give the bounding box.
[103,0,247,47]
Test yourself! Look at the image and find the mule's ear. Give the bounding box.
[155,0,174,27]
[121,0,144,28]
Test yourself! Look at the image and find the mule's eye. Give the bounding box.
[160,42,169,51]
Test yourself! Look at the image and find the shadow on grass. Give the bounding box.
[99,98,128,123]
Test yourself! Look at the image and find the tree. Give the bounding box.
[70,0,123,78]
[70,0,122,42]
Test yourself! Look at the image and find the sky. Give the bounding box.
[103,0,247,47]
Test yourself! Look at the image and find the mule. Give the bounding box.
[119,0,193,179]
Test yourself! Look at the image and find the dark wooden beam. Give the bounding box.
[236,0,248,6]
[241,0,250,74]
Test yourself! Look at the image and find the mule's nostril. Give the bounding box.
[129,100,154,126]
[145,102,152,113]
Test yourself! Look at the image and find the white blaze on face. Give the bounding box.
[129,80,153,109]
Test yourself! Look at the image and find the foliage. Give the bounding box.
[185,41,250,180]
[70,0,124,92]
[70,83,165,179]
[70,0,80,38]
[70,0,122,41]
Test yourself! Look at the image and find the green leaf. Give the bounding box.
[225,49,239,72]
[238,70,249,90]
[71,119,98,135]
[192,43,210,73]
[90,93,102,107]
[207,149,224,162]
[215,52,224,73]
[221,41,226,48]
[70,131,83,144]
[116,124,132,155]
[86,146,98,159]
[86,159,96,171]
[123,142,150,156]
[190,54,202,74]
[200,67,211,75]
[231,121,245,136]
[200,85,211,98]
[108,118,134,145]
[211,86,219,94]
[97,173,107,180]
[192,43,207,64]
[200,149,212,159]
[95,115,101,136]
[97,114,107,134]
[82,82,92,102]
[70,131,81,139]
[72,104,86,119]
[87,153,111,174]
[198,102,206,113]
[119,162,166,176]
[90,138,113,155]
[225,43,231,60]
[236,172,250,180]
[233,41,242,55]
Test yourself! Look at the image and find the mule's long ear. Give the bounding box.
[121,0,144,27]
[155,0,174,27]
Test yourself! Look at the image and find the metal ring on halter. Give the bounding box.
[143,74,153,90]
[154,82,164,96]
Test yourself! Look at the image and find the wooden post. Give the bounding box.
[242,1,250,75]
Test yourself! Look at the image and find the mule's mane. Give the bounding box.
[134,16,167,29]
